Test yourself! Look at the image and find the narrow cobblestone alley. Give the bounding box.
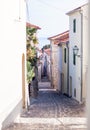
[3,78,87,130]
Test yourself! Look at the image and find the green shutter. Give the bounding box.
[73,52,76,65]
[73,19,76,33]
[64,48,66,63]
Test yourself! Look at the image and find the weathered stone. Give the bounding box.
[3,81,86,130]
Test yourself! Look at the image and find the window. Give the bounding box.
[73,52,76,65]
[64,48,66,63]
[73,19,76,33]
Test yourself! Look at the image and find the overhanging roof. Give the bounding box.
[66,3,88,15]
[26,22,41,29]
[48,30,69,45]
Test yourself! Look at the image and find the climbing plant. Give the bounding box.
[26,27,38,44]
[26,26,38,84]
[27,61,35,84]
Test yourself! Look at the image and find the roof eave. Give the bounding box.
[66,3,89,15]
[26,22,41,30]
[66,7,81,15]
[48,30,69,40]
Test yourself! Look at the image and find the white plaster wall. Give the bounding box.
[46,55,51,81]
[0,0,26,128]
[86,3,90,129]
[69,4,88,102]
[59,47,62,73]
[69,12,82,102]
[58,46,62,91]
[62,45,68,94]
[82,4,88,100]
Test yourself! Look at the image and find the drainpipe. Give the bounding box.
[66,41,69,96]
[79,10,83,103]
[50,40,53,87]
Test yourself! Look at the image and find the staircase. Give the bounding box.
[38,76,52,90]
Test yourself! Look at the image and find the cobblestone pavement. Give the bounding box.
[2,80,87,130]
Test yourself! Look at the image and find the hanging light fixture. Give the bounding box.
[73,45,80,57]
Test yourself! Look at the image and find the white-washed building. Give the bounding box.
[0,0,26,129]
[38,48,51,81]
[57,31,69,96]
[48,31,69,94]
[37,48,42,81]
[48,36,61,91]
[44,48,51,81]
[66,3,88,103]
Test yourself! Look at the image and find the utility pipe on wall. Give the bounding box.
[79,10,83,103]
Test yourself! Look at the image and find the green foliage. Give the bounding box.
[26,45,34,59]
[26,27,37,37]
[26,45,37,65]
[27,61,35,84]
[26,27,38,44]
[26,26,39,83]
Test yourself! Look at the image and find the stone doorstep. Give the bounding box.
[14,116,87,128]
[3,115,87,130]
[38,82,52,88]
[12,117,87,130]
[39,89,56,91]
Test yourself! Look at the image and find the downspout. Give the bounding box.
[50,40,53,87]
[79,10,83,103]
[67,41,69,96]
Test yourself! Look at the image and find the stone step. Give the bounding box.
[6,116,86,130]
[38,82,51,89]
[15,116,87,126]
[2,123,65,130]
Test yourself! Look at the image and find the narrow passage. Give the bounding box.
[3,77,86,130]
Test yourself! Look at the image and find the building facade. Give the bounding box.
[38,48,51,81]
[48,36,61,91]
[0,0,26,129]
[48,31,69,94]
[49,3,88,103]
[66,3,88,103]
[44,48,51,81]
[58,31,69,96]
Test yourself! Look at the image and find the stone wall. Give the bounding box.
[51,42,61,91]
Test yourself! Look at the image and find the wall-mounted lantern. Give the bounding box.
[73,45,80,57]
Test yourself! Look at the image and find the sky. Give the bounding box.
[26,0,87,48]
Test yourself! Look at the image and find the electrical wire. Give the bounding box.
[35,0,64,13]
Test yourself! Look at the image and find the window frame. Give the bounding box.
[64,48,66,63]
[73,19,76,33]
[73,52,76,65]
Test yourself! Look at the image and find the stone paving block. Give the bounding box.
[2,81,87,130]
